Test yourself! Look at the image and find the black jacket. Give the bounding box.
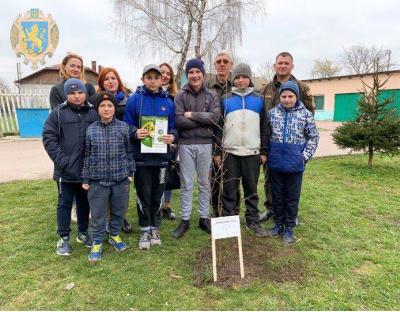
[49,80,96,110]
[42,101,99,183]
[174,83,220,145]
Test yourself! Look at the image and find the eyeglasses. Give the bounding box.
[216,59,230,65]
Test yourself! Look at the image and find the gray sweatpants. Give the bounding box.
[88,180,130,242]
[179,144,212,220]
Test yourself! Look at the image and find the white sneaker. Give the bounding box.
[150,228,161,246]
[138,231,151,250]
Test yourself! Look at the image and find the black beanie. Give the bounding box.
[93,91,116,111]
[185,58,205,76]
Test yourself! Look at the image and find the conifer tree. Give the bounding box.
[332,64,400,168]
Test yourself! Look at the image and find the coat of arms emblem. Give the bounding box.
[10,9,59,69]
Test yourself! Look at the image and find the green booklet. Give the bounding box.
[140,116,168,153]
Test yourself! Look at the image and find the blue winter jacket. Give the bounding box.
[267,101,319,173]
[124,85,177,167]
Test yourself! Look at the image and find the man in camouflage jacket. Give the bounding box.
[259,52,314,223]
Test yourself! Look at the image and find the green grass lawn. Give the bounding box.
[0,155,399,310]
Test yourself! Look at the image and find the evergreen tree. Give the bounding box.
[332,71,400,168]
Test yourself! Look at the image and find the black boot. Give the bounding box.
[198,218,211,234]
[172,220,190,239]
[162,207,176,220]
[121,218,133,234]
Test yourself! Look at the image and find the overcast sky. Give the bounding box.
[1,0,399,89]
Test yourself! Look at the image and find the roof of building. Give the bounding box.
[14,64,99,84]
[303,69,400,83]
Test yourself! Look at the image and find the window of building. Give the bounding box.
[314,95,325,111]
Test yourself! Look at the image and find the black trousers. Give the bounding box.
[134,166,165,230]
[269,170,303,228]
[222,153,260,225]
[262,164,273,212]
[56,182,90,237]
[211,162,241,217]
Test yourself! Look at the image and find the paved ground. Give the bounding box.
[0,121,353,183]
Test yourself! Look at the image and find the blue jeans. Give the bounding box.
[88,180,130,241]
[164,190,172,203]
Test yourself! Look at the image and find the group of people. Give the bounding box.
[42,50,319,262]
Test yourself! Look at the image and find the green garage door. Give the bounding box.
[333,93,362,121]
[334,89,400,122]
[379,89,400,113]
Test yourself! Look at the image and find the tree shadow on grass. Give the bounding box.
[193,234,306,288]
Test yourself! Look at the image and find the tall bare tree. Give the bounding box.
[310,58,341,78]
[256,60,274,84]
[340,45,397,75]
[113,0,264,84]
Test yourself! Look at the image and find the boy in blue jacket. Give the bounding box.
[43,78,98,256]
[124,64,177,250]
[82,92,135,261]
[267,81,319,243]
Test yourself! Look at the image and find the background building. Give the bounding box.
[303,70,400,121]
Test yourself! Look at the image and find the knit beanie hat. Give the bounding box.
[232,63,254,87]
[280,80,300,99]
[93,91,116,111]
[64,78,86,95]
[185,58,205,76]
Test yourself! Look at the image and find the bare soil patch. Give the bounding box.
[193,234,306,288]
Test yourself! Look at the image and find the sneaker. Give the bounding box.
[246,223,268,237]
[109,234,127,251]
[198,218,211,234]
[122,218,133,234]
[268,224,284,237]
[88,241,103,262]
[295,216,300,226]
[76,232,92,248]
[139,231,151,250]
[56,237,72,256]
[162,207,176,220]
[71,204,77,224]
[150,228,161,246]
[259,210,273,223]
[282,227,295,244]
[171,220,190,239]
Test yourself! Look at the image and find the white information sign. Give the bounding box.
[211,215,241,239]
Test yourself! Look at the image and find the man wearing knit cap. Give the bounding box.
[173,58,220,239]
[206,51,237,217]
[43,78,98,256]
[214,62,269,237]
[259,52,314,224]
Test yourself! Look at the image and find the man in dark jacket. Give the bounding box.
[206,50,240,217]
[172,58,220,239]
[259,52,314,223]
[43,78,98,256]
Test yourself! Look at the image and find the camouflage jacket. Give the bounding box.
[260,75,314,115]
[206,75,233,101]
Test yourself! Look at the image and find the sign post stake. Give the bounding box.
[211,215,244,282]
[238,234,244,278]
[212,238,217,282]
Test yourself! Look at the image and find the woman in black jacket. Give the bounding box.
[159,63,178,220]
[49,52,96,110]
